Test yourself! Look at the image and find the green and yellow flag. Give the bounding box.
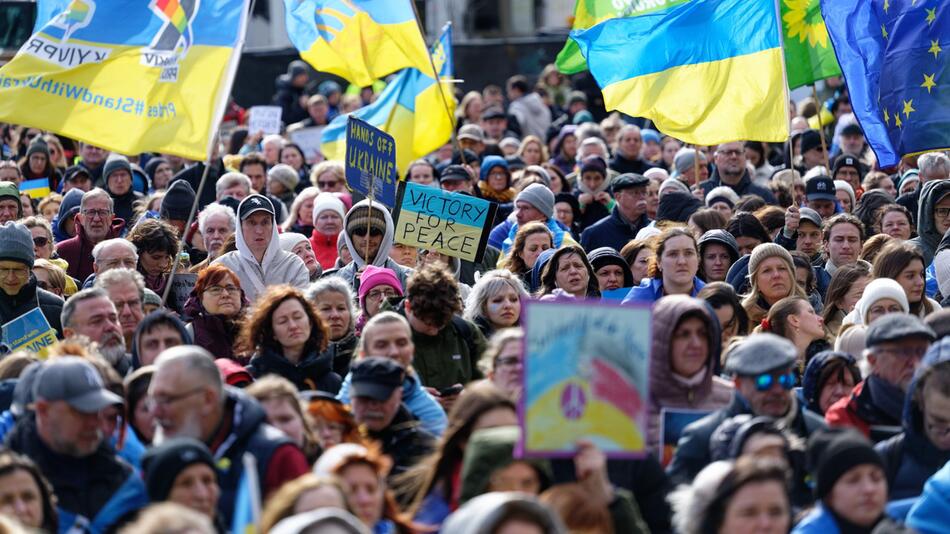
[780,0,840,88]
[555,0,688,75]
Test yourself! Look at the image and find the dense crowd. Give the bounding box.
[0,61,947,534]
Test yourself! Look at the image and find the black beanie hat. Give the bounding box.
[141,437,216,501]
[161,180,196,221]
[807,429,884,500]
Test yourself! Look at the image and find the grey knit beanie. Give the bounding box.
[0,222,35,268]
[268,163,300,192]
[748,242,794,277]
[515,183,555,220]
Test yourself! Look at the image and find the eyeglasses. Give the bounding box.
[935,207,950,219]
[32,236,49,247]
[495,356,522,368]
[148,387,205,409]
[753,371,796,391]
[718,149,743,157]
[317,180,338,188]
[366,288,396,301]
[0,267,29,279]
[352,227,384,237]
[81,208,112,219]
[205,285,241,296]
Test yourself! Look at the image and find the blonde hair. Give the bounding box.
[281,186,320,231]
[309,160,344,191]
[260,474,350,532]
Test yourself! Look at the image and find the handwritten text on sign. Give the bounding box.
[345,117,397,207]
[393,181,497,263]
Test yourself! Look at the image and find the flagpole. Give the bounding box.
[811,84,832,170]
[161,0,254,307]
[408,6,464,165]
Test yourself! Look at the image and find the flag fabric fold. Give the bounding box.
[570,0,789,145]
[821,0,950,167]
[284,0,432,87]
[781,0,841,88]
[321,24,454,174]
[0,0,248,160]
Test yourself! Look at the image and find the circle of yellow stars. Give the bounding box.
[880,0,942,130]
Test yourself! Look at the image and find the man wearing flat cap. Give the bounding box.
[667,333,827,485]
[580,173,652,252]
[827,313,936,441]
[5,357,147,531]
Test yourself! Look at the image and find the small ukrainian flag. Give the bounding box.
[570,0,790,145]
[19,178,50,199]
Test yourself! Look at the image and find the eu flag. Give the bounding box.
[821,0,950,167]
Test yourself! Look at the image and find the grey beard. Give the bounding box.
[99,344,126,366]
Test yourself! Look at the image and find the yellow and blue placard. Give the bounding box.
[2,308,57,358]
[284,0,432,87]
[19,178,51,199]
[392,181,497,263]
[345,117,397,207]
[570,0,789,144]
[322,24,455,174]
[0,0,249,160]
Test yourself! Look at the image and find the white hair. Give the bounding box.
[578,136,609,160]
[91,238,138,264]
[262,134,285,149]
[80,187,114,211]
[198,202,237,234]
[917,152,950,177]
[214,172,251,199]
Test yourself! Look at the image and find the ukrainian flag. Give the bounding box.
[570,0,790,144]
[284,0,433,87]
[19,178,51,199]
[229,453,261,534]
[321,24,455,174]
[0,0,248,160]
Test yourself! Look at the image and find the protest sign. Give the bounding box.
[392,181,497,263]
[248,106,283,136]
[169,273,198,313]
[2,308,57,358]
[659,408,712,467]
[345,117,398,207]
[289,126,325,164]
[518,299,651,458]
[601,287,633,301]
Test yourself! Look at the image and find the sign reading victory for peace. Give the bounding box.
[345,117,397,207]
[2,308,57,358]
[392,181,497,264]
[518,300,651,458]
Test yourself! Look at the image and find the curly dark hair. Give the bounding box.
[237,285,329,356]
[405,264,462,329]
[539,244,600,298]
[126,218,179,256]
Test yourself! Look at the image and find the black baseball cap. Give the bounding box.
[805,175,837,202]
[482,107,507,121]
[350,357,404,401]
[238,194,275,221]
[440,164,472,183]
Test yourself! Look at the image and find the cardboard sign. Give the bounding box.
[659,408,712,467]
[344,117,397,207]
[392,181,497,263]
[169,273,198,313]
[518,300,652,458]
[289,126,326,164]
[248,106,283,136]
[2,308,57,358]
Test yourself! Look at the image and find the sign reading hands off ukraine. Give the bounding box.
[0,0,249,159]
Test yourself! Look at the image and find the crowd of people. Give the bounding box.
[0,61,947,534]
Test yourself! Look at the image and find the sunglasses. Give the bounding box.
[351,228,384,237]
[754,371,796,392]
[32,236,48,247]
[317,180,338,188]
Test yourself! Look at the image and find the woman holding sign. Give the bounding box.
[648,295,733,456]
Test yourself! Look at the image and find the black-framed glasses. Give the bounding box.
[754,371,796,392]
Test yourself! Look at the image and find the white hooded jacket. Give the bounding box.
[214,195,309,303]
[335,199,413,290]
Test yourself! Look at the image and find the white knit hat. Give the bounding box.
[855,278,910,324]
[311,192,346,226]
[934,249,950,298]
[659,177,690,197]
[834,180,856,210]
[705,185,740,208]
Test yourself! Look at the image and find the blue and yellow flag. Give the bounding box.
[229,453,261,534]
[321,24,455,173]
[821,0,949,168]
[284,0,433,87]
[570,0,789,144]
[0,0,248,160]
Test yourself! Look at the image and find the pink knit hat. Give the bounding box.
[358,265,403,307]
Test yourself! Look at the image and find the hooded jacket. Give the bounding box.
[106,185,143,225]
[130,311,192,369]
[214,199,309,304]
[876,338,950,500]
[647,296,733,453]
[0,275,64,339]
[0,181,22,219]
[508,92,552,140]
[825,375,907,441]
[5,414,148,533]
[247,345,342,394]
[55,217,126,283]
[335,199,413,291]
[909,179,950,265]
[800,351,860,414]
[906,460,950,534]
[52,187,84,243]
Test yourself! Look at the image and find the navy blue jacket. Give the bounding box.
[580,207,650,252]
